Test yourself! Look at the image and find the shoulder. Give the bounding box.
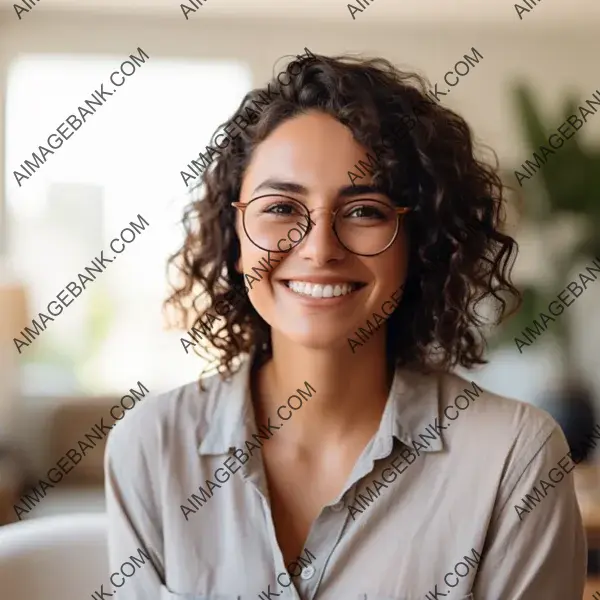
[438,370,559,442]
[436,371,571,508]
[104,369,238,467]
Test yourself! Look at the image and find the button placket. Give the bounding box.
[292,499,352,600]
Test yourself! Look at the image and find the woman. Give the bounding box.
[105,51,586,599]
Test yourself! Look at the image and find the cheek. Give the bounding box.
[376,236,407,282]
[237,224,259,271]
[238,238,279,313]
[239,234,265,271]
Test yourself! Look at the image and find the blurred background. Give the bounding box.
[1,0,600,597]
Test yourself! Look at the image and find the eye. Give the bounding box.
[254,196,305,217]
[343,203,388,220]
[263,201,300,215]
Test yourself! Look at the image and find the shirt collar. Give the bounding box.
[198,353,444,456]
[381,366,444,453]
[198,353,255,456]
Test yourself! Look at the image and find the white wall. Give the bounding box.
[2,12,599,159]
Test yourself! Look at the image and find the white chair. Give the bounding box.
[0,513,109,600]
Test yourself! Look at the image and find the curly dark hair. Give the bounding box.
[164,50,521,383]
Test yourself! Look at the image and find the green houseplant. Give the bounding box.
[491,82,600,460]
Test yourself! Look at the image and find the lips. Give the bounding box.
[284,280,365,298]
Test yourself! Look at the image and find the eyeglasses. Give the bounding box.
[232,195,412,257]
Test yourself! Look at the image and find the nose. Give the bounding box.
[296,207,346,265]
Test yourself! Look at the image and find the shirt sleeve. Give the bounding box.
[473,423,587,599]
[104,406,166,599]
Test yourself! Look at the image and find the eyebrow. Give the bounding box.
[252,178,387,198]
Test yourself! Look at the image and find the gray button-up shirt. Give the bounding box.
[104,356,586,599]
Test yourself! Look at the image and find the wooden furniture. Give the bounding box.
[582,502,600,550]
[577,463,600,549]
[577,464,600,598]
[49,397,116,486]
[0,452,25,527]
[584,576,600,599]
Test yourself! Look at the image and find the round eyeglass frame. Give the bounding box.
[232,195,412,257]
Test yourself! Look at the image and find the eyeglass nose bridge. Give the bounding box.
[304,206,338,229]
[307,206,337,216]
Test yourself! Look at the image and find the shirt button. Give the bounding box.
[300,565,315,580]
[330,501,345,512]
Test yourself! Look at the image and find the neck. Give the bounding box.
[253,330,393,451]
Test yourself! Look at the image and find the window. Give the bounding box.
[5,53,251,395]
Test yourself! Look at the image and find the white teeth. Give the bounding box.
[286,281,358,298]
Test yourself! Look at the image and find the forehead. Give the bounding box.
[240,110,377,200]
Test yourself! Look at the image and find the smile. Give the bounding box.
[285,281,365,298]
